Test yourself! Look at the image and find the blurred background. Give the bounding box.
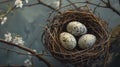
[0,0,119,67]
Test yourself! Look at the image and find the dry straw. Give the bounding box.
[42,8,110,66]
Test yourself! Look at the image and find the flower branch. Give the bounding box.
[0,38,53,67]
[0,46,32,56]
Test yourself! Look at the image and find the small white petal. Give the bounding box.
[24,59,32,66]
[25,0,28,3]
[12,36,24,45]
[19,3,23,8]
[1,21,5,25]
[27,52,31,55]
[24,59,29,63]
[3,17,7,21]
[53,1,60,8]
[4,32,12,42]
[15,0,23,8]
[1,17,7,25]
[33,49,37,52]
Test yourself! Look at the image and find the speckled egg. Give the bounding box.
[67,21,87,36]
[78,34,96,49]
[59,32,77,50]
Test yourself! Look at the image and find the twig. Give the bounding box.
[24,2,40,7]
[38,0,61,13]
[1,0,120,17]
[74,0,120,16]
[59,1,106,11]
[100,0,107,4]
[59,0,62,9]
[0,0,26,4]
[87,0,120,16]
[0,65,27,67]
[1,0,61,18]
[107,0,111,4]
[67,0,78,9]
[37,0,61,14]
[0,39,53,67]
[23,0,61,14]
[119,0,120,5]
[0,0,12,4]
[0,46,32,56]
[105,0,120,16]
[93,5,98,14]
[47,1,106,15]
[86,1,106,8]
[0,46,52,57]
[4,6,16,16]
[68,0,120,16]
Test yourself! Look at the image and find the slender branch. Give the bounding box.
[37,0,61,14]
[24,2,40,7]
[93,6,98,13]
[87,0,120,16]
[0,39,53,67]
[0,65,27,67]
[105,0,120,16]
[100,0,107,4]
[76,0,120,16]
[1,0,120,17]
[63,0,120,16]
[1,0,61,18]
[0,46,32,56]
[4,6,16,17]
[48,1,106,15]
[67,0,78,9]
[119,0,120,5]
[59,0,62,9]
[108,0,110,4]
[107,4,120,16]
[0,46,52,57]
[0,0,12,4]
[0,0,26,4]
[23,0,61,13]
[86,1,106,8]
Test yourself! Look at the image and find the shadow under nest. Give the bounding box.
[42,9,110,67]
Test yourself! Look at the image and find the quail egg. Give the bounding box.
[78,34,96,49]
[59,32,77,50]
[67,21,87,36]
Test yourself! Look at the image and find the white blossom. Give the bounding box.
[27,52,31,55]
[15,0,23,8]
[53,1,60,8]
[12,36,24,45]
[1,17,7,25]
[27,52,32,58]
[4,32,12,42]
[24,59,32,67]
[33,49,37,52]
[25,0,28,3]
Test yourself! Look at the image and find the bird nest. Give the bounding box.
[42,10,109,66]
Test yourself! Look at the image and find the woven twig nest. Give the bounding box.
[42,10,109,66]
